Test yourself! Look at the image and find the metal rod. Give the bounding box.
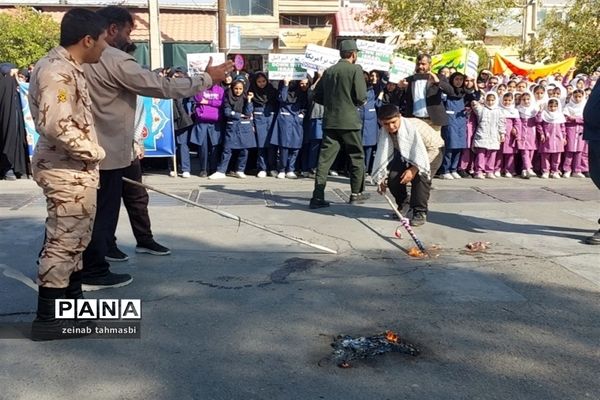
[381,192,428,253]
[123,177,338,255]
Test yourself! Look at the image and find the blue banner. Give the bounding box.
[18,83,175,158]
[18,82,39,156]
[139,96,175,157]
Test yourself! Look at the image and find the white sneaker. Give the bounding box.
[276,172,286,179]
[235,171,247,179]
[451,172,461,179]
[208,172,226,180]
[270,170,278,178]
[486,172,496,179]
[573,172,585,178]
[528,169,537,178]
[521,170,528,179]
[474,172,485,179]
[562,171,571,178]
[257,171,267,178]
[286,172,298,179]
[440,173,454,180]
[169,171,176,177]
[181,171,191,178]
[494,171,501,178]
[541,172,549,179]
[550,172,561,179]
[329,170,339,176]
[504,172,512,178]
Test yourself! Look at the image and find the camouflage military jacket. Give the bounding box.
[29,46,105,188]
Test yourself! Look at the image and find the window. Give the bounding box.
[228,0,273,16]
[279,15,332,27]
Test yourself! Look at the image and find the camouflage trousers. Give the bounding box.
[37,184,97,288]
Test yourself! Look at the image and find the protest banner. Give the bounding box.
[492,53,576,80]
[432,48,479,76]
[301,44,340,72]
[356,39,395,72]
[187,53,226,76]
[267,54,308,80]
[388,57,416,83]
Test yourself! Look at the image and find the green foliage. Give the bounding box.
[522,0,600,73]
[365,0,517,54]
[0,7,60,68]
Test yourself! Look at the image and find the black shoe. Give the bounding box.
[584,172,590,178]
[584,229,600,245]
[66,271,85,299]
[105,246,129,262]
[199,171,208,177]
[309,198,330,209]
[31,296,95,341]
[457,170,470,178]
[349,192,371,204]
[410,212,427,226]
[82,272,133,292]
[136,240,171,255]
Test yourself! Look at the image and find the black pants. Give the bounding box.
[120,158,153,245]
[388,149,443,214]
[82,168,124,279]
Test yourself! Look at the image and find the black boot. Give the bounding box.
[31,287,94,341]
[66,271,84,299]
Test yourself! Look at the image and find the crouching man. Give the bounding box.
[371,104,444,226]
[28,9,108,340]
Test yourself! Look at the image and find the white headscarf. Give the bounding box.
[541,99,566,123]
[563,95,586,117]
[484,92,499,109]
[517,92,538,119]
[499,96,520,118]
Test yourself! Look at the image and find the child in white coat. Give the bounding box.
[471,92,506,179]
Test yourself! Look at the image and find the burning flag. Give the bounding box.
[331,330,420,367]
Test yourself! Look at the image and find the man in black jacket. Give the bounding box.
[398,54,454,133]
[583,83,600,245]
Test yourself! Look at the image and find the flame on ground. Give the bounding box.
[385,330,399,343]
[407,247,426,258]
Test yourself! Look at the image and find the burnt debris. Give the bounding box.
[331,330,420,367]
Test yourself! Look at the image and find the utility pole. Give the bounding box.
[148,0,163,69]
[218,0,228,53]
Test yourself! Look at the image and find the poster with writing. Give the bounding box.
[186,53,226,76]
[267,54,308,80]
[465,50,480,79]
[388,57,415,83]
[356,39,395,72]
[301,44,340,72]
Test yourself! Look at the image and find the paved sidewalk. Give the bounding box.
[0,173,598,400]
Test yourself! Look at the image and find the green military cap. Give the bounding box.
[339,39,358,52]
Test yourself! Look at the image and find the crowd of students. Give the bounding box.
[167,64,598,181]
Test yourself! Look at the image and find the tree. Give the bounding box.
[0,6,60,68]
[521,0,600,73]
[364,0,517,57]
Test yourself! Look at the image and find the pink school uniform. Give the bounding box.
[536,101,566,176]
[562,97,586,175]
[517,100,538,175]
[497,103,521,175]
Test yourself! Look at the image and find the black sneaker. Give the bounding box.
[199,170,208,177]
[410,212,427,226]
[82,272,133,292]
[457,170,471,178]
[349,192,371,204]
[105,247,129,262]
[136,240,171,255]
[309,198,330,209]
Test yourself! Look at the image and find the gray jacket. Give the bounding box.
[84,46,213,170]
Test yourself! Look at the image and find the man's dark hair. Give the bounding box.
[417,53,431,63]
[377,104,401,121]
[340,50,356,60]
[60,8,106,47]
[97,6,134,29]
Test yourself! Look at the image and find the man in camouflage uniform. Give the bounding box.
[28,8,108,341]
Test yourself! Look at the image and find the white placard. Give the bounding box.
[465,50,480,79]
[388,58,415,83]
[186,53,226,76]
[356,39,396,72]
[301,44,340,72]
[267,54,308,80]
